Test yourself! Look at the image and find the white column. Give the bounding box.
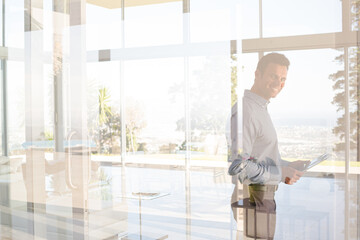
[67,0,89,239]
[24,0,46,238]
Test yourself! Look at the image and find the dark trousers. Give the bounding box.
[247,184,277,239]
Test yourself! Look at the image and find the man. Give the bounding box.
[229,53,309,239]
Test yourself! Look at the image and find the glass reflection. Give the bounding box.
[189,56,230,163]
[229,51,353,239]
[86,3,122,50]
[262,0,342,37]
[125,2,182,48]
[230,53,309,239]
[124,58,185,163]
[0,0,358,239]
[190,0,238,43]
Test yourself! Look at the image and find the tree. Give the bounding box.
[169,56,232,155]
[231,53,238,107]
[96,87,114,153]
[90,91,147,154]
[125,99,147,153]
[329,1,360,160]
[98,87,113,125]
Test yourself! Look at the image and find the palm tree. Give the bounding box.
[98,87,113,125]
[98,87,113,153]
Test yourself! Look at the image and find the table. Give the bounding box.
[112,192,170,240]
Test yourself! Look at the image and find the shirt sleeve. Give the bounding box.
[228,154,281,185]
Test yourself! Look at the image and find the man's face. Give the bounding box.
[254,63,288,100]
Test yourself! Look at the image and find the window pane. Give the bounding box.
[270,49,344,165]
[268,49,345,239]
[348,46,360,239]
[190,0,239,43]
[5,0,24,48]
[263,0,342,37]
[0,61,3,156]
[124,58,185,163]
[87,61,121,160]
[351,0,360,31]
[239,53,258,90]
[189,55,231,163]
[348,47,359,164]
[240,0,259,39]
[86,3,122,50]
[125,2,182,48]
[7,61,25,156]
[0,3,3,46]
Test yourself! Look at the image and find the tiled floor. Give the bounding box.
[0,164,358,239]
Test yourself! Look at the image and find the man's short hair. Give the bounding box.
[256,53,290,74]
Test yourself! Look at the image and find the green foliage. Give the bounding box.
[231,53,238,106]
[96,87,115,153]
[178,140,200,152]
[125,99,147,153]
[44,130,54,141]
[137,142,147,152]
[98,87,113,125]
[92,87,146,154]
[159,143,178,154]
[170,55,237,155]
[97,112,121,154]
[330,46,360,152]
[170,56,230,135]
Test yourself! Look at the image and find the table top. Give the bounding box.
[115,192,170,200]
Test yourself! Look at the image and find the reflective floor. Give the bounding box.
[0,159,358,240]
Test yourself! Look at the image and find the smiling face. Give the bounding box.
[253,63,288,100]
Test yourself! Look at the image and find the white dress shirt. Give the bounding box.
[229,90,288,185]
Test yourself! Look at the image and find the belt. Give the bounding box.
[248,184,278,192]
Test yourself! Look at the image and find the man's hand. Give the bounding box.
[282,160,310,185]
[288,160,311,171]
[281,166,304,185]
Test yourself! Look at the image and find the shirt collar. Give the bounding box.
[244,90,269,109]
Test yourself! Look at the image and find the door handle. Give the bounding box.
[65,131,92,190]
[66,131,77,190]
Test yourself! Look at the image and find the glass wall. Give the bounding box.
[87,61,121,160]
[262,0,342,37]
[124,58,185,162]
[125,2,183,47]
[5,0,24,48]
[7,61,25,156]
[86,3,122,50]
[188,55,230,163]
[0,0,358,239]
[272,49,344,164]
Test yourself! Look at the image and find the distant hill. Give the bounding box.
[273,118,335,127]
